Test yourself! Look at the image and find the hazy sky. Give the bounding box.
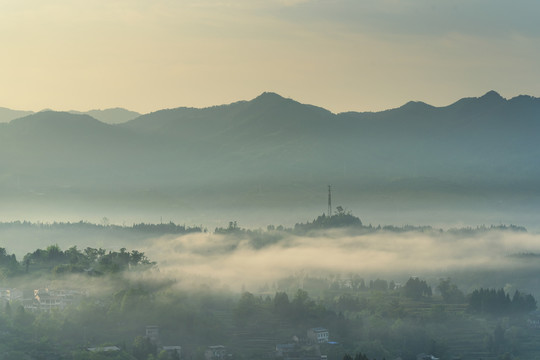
[1,0,539,113]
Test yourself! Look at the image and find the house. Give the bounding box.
[146,325,160,343]
[528,316,540,328]
[25,288,81,312]
[307,328,329,344]
[162,345,181,358]
[276,343,296,357]
[34,289,64,311]
[417,354,439,360]
[527,311,540,328]
[20,288,84,312]
[0,288,22,301]
[205,345,227,360]
[87,346,121,352]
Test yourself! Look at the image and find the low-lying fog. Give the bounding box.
[3,222,540,297]
[139,228,540,296]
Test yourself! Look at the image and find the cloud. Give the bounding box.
[271,0,540,39]
[141,229,540,291]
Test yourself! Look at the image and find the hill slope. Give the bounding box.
[0,91,539,226]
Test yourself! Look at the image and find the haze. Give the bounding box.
[2,1,540,360]
[1,1,540,113]
[143,229,540,295]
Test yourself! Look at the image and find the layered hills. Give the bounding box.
[0,107,140,124]
[1,91,539,226]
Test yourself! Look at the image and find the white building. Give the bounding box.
[146,325,160,343]
[0,288,23,301]
[162,346,181,358]
[24,288,82,312]
[88,346,121,352]
[205,345,227,360]
[307,327,329,344]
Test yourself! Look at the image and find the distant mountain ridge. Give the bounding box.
[68,108,141,124]
[1,90,539,226]
[0,107,34,123]
[0,107,140,124]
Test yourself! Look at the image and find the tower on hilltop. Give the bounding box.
[327,185,332,217]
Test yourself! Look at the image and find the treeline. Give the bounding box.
[294,207,363,231]
[343,353,378,360]
[0,220,203,235]
[402,277,432,300]
[0,245,155,278]
[0,248,19,278]
[447,224,527,235]
[0,213,527,238]
[469,288,537,315]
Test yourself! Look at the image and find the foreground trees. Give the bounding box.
[19,246,156,275]
[469,288,537,315]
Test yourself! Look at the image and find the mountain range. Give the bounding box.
[0,107,140,124]
[1,91,539,227]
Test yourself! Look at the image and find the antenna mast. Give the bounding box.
[328,185,332,217]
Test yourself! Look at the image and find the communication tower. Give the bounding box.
[328,185,332,217]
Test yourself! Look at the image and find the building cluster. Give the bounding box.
[0,288,23,302]
[25,288,84,312]
[145,325,182,359]
[204,345,229,360]
[1,287,85,312]
[416,354,440,360]
[275,327,330,360]
[87,325,182,358]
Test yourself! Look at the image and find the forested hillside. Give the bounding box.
[0,243,537,360]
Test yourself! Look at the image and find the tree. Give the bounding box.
[0,248,20,276]
[235,292,260,321]
[4,301,12,318]
[274,292,290,316]
[469,288,536,315]
[46,244,64,262]
[13,305,35,330]
[493,323,505,353]
[437,278,465,303]
[403,277,432,299]
[157,350,170,360]
[132,336,156,360]
[371,279,388,292]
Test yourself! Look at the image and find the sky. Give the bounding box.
[1,0,539,114]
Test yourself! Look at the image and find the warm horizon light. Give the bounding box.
[1,0,539,114]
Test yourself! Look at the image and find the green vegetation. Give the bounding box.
[0,215,538,360]
[0,242,538,360]
[16,245,156,276]
[403,277,432,300]
[294,207,362,231]
[469,288,537,315]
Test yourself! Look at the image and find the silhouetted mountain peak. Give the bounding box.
[246,92,333,121]
[446,90,506,111]
[479,90,505,102]
[399,101,434,111]
[250,92,294,108]
[254,92,286,101]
